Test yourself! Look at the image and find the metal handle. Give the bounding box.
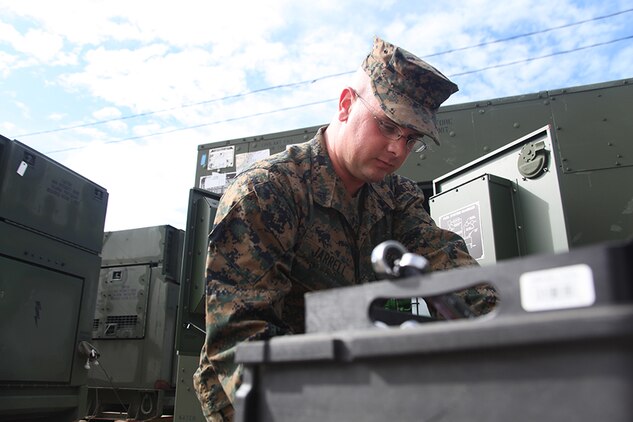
[372,240,430,278]
[371,240,408,278]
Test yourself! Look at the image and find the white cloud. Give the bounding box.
[48,112,67,121]
[56,132,200,231]
[16,28,64,62]
[0,50,17,77]
[1,0,631,231]
[93,106,122,120]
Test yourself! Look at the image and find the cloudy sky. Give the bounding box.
[1,0,632,232]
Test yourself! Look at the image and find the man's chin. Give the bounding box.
[365,171,390,183]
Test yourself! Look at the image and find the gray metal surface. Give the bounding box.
[237,310,633,422]
[235,240,633,422]
[302,239,632,334]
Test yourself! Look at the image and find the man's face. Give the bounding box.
[339,89,416,186]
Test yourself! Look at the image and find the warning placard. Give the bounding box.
[438,202,483,260]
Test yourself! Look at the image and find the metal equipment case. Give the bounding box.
[430,173,519,266]
[430,125,569,265]
[87,225,184,420]
[0,134,108,421]
[173,188,221,422]
[194,126,319,196]
[235,240,633,422]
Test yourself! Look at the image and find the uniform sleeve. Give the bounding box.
[392,177,498,316]
[193,169,299,419]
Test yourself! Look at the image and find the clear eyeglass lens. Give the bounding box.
[407,139,427,152]
[376,119,400,138]
[357,91,427,153]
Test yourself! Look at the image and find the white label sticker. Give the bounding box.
[520,264,595,312]
[199,172,227,194]
[236,149,270,174]
[17,161,28,176]
[438,202,483,260]
[207,146,235,171]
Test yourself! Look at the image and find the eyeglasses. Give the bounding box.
[351,89,428,153]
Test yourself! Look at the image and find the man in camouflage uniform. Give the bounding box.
[194,36,498,421]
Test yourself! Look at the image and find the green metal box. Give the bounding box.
[0,135,108,422]
[0,135,108,253]
[87,225,184,420]
[173,188,221,422]
[429,173,519,266]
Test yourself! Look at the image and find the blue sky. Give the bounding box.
[1,0,632,231]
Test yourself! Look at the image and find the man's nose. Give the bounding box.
[385,138,408,157]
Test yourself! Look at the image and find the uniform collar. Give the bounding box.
[309,127,396,212]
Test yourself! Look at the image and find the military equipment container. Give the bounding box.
[427,78,633,264]
[0,134,108,422]
[430,125,568,266]
[86,225,184,420]
[173,188,221,422]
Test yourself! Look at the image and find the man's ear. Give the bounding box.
[337,87,354,122]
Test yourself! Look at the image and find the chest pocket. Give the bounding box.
[291,205,357,290]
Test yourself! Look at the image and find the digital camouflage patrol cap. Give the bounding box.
[362,36,458,145]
